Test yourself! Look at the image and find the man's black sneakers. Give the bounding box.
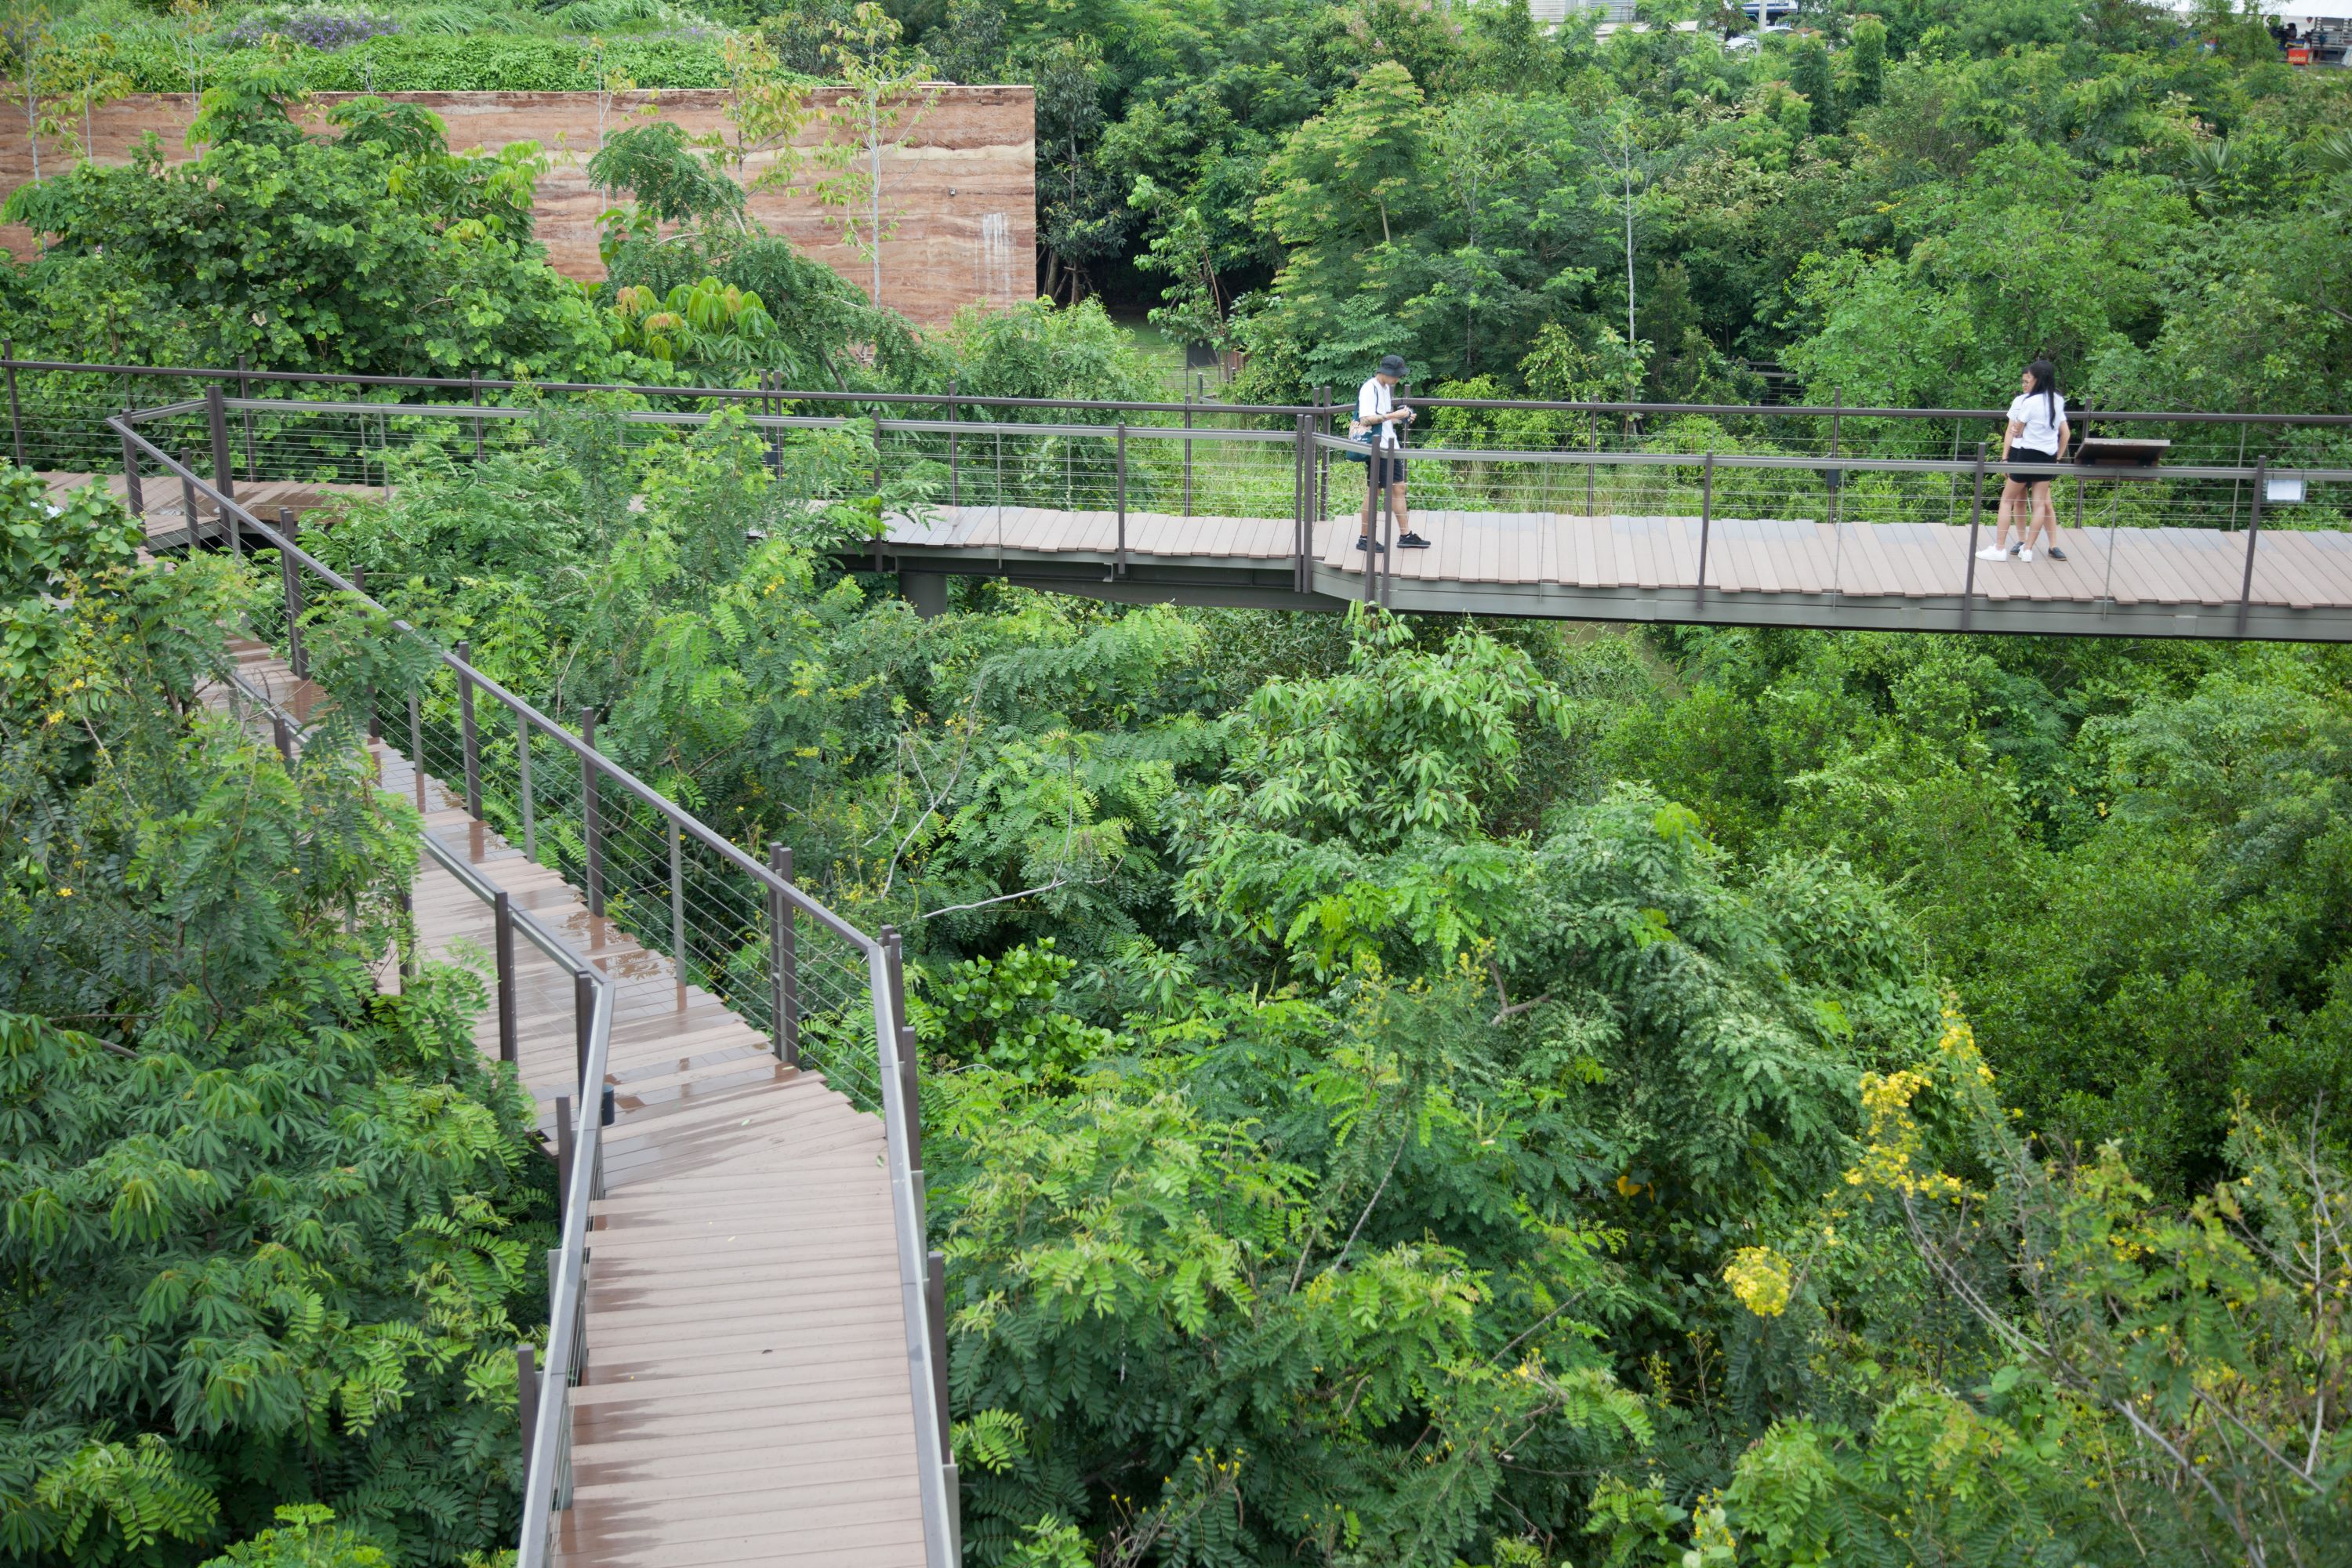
[1398,532,1432,549]
[1356,535,1385,552]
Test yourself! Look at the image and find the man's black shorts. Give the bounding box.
[1368,450,1406,489]
[2006,447,2059,486]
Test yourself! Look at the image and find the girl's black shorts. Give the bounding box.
[2006,448,2059,486]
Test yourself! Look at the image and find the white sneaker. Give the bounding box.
[2018,548,2034,563]
[1976,546,2008,561]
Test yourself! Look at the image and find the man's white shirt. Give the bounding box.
[1358,377,1402,449]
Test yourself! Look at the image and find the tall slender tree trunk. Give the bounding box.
[1621,126,1637,383]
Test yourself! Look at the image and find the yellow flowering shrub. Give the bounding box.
[1723,1245,1794,1317]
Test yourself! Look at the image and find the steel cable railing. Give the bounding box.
[103,384,2352,642]
[108,419,960,1568]
[15,351,2350,513]
[1312,430,2352,630]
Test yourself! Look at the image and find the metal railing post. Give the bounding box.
[947,377,959,508]
[925,1248,950,1473]
[3,339,20,467]
[770,842,798,1065]
[495,890,519,1064]
[180,452,202,551]
[1947,418,1963,524]
[408,695,426,809]
[1827,390,1842,534]
[1696,450,1714,608]
[272,713,296,767]
[2074,409,2089,534]
[1961,442,1987,633]
[882,927,920,1171]
[580,708,604,919]
[1587,419,1598,516]
[238,355,255,481]
[352,568,376,738]
[1182,394,1193,518]
[1115,423,1128,576]
[1290,414,1302,594]
[457,641,483,819]
[205,384,235,503]
[1374,463,1392,611]
[1294,413,1311,594]
[554,1097,573,1225]
[278,507,307,678]
[668,815,687,978]
[1317,384,1331,526]
[2238,456,2267,637]
[517,1345,539,1479]
[575,971,594,1099]
[2228,421,2247,530]
[120,430,145,519]
[518,715,536,861]
[471,372,485,462]
[764,368,782,476]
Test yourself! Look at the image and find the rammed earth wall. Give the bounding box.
[0,86,1036,328]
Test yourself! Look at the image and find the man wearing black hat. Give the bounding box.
[1356,354,1429,553]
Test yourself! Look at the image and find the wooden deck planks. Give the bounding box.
[869,509,2351,621]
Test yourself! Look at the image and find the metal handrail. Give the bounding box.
[106,386,2352,513]
[1395,396,2352,427]
[16,350,2352,426]
[1307,430,2352,485]
[124,397,1303,450]
[115,419,960,1568]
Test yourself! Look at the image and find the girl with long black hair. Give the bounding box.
[1978,358,2071,564]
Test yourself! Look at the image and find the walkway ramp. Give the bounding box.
[220,640,932,1568]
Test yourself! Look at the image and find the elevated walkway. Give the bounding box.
[877,503,2352,641]
[219,641,932,1568]
[52,375,2352,645]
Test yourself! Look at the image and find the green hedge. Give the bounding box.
[112,32,733,94]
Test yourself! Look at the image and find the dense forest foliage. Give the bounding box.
[0,470,549,1563]
[2,0,2351,1566]
[8,0,2350,412]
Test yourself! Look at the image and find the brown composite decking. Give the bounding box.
[212,640,931,1568]
[884,503,2352,612]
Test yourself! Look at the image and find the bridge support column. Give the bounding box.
[900,570,949,619]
